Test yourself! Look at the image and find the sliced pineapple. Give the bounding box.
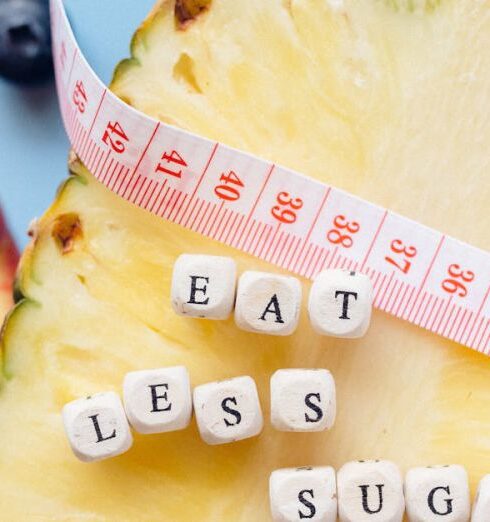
[1,0,490,519]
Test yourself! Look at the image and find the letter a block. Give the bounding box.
[270,466,337,522]
[405,465,470,522]
[62,392,133,462]
[235,271,302,336]
[338,460,404,522]
[123,366,192,434]
[193,376,263,445]
[171,254,237,319]
[270,369,336,432]
[308,270,372,338]
[472,474,490,522]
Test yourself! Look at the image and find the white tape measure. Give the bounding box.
[50,0,490,354]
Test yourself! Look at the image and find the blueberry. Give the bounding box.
[0,0,53,84]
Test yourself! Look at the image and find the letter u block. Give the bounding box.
[62,392,133,462]
[337,460,404,522]
[171,254,237,319]
[193,376,263,445]
[405,465,470,522]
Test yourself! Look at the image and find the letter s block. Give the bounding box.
[269,466,337,522]
[270,369,336,432]
[405,465,470,522]
[234,271,302,336]
[193,376,263,445]
[171,254,237,319]
[123,366,192,434]
[308,270,372,338]
[62,392,133,463]
[338,460,404,522]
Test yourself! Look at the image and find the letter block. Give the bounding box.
[123,366,192,434]
[171,254,237,319]
[337,460,404,522]
[308,270,372,338]
[270,466,337,522]
[62,392,133,462]
[234,271,302,336]
[472,474,490,522]
[193,376,263,445]
[270,369,336,432]
[405,465,470,522]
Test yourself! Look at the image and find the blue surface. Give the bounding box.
[0,0,154,247]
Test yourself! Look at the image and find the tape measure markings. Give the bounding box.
[50,0,490,354]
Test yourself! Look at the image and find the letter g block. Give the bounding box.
[405,465,470,522]
[171,254,237,319]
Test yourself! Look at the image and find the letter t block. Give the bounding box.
[171,254,237,319]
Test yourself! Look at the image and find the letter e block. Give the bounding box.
[62,392,133,462]
[193,376,263,445]
[171,254,237,319]
[308,269,372,338]
[270,466,337,521]
[235,271,302,336]
[338,460,404,522]
[270,369,336,432]
[405,465,470,522]
[123,366,192,434]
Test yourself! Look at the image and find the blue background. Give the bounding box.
[0,0,154,247]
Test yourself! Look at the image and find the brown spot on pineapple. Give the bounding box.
[175,0,211,29]
[51,213,83,254]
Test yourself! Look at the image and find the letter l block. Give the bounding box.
[62,392,133,462]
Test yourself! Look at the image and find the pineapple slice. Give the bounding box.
[1,0,490,519]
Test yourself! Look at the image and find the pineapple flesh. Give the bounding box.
[1,0,490,519]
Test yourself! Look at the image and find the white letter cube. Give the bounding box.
[270,369,336,432]
[171,254,236,319]
[308,269,372,338]
[472,474,490,522]
[235,271,302,336]
[193,376,263,445]
[123,366,192,434]
[337,460,404,522]
[405,465,470,522]
[270,466,337,522]
[62,392,133,462]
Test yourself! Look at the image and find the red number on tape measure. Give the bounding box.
[72,80,87,113]
[155,150,187,178]
[102,121,129,154]
[385,239,417,274]
[214,170,243,202]
[441,263,475,298]
[271,191,303,224]
[326,215,360,248]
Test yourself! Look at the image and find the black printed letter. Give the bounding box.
[222,397,242,427]
[359,484,384,514]
[259,294,284,323]
[304,393,323,423]
[298,489,316,519]
[187,275,210,305]
[335,290,358,320]
[148,383,172,412]
[88,414,117,443]
[428,486,453,516]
